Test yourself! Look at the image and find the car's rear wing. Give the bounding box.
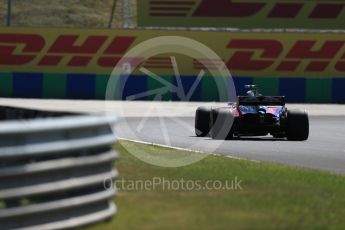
[237,96,285,106]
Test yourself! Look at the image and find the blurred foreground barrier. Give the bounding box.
[0,107,118,230]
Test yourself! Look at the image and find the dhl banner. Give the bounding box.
[0,27,345,102]
[137,0,345,29]
[1,27,345,77]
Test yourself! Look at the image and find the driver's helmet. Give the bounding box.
[246,90,255,97]
[244,85,262,97]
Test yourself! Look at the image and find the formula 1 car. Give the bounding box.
[195,85,309,141]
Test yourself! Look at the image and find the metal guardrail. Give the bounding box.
[0,107,118,230]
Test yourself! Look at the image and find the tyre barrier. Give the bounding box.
[0,106,118,230]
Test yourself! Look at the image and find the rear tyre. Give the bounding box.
[195,107,211,137]
[286,110,309,141]
[210,108,235,140]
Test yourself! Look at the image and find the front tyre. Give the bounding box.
[286,110,309,141]
[195,107,212,137]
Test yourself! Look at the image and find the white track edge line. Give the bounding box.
[118,137,260,163]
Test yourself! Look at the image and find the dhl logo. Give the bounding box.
[226,39,345,72]
[0,34,136,67]
[149,0,345,19]
[0,32,345,76]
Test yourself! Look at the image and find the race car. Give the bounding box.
[195,85,309,141]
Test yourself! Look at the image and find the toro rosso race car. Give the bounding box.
[195,85,309,141]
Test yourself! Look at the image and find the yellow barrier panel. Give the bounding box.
[137,0,345,29]
[0,27,345,78]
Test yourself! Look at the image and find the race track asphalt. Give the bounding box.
[0,99,344,174]
[115,116,345,175]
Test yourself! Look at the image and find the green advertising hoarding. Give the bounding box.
[138,0,345,29]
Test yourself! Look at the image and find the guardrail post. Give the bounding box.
[122,0,131,28]
[108,0,117,28]
[6,0,12,27]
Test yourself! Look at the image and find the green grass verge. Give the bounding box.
[0,0,137,28]
[85,141,345,229]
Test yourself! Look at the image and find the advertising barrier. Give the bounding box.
[0,27,344,103]
[137,0,345,29]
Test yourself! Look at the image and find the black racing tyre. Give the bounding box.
[210,108,235,140]
[286,110,309,141]
[195,107,212,137]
